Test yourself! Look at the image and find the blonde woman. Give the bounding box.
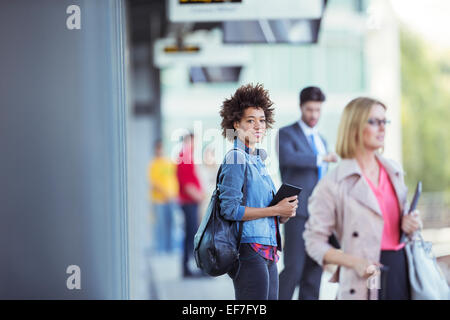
[303,97,422,300]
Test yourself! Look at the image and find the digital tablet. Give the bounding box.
[408,181,422,213]
[400,181,422,243]
[269,183,302,206]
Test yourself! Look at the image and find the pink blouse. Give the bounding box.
[364,161,405,251]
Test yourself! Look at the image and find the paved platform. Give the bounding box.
[149,251,339,300]
[148,228,450,300]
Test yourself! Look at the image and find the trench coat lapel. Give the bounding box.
[350,175,383,217]
[337,158,383,217]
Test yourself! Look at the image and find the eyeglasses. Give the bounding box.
[367,118,391,127]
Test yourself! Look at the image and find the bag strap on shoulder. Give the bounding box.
[216,147,247,244]
[237,164,247,244]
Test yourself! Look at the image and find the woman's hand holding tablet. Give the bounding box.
[271,183,302,223]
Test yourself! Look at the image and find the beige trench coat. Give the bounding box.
[304,153,409,300]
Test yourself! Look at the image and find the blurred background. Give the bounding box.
[0,0,449,299]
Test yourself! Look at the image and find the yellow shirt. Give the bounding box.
[148,157,179,204]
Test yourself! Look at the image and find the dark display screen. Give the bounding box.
[189,66,242,83]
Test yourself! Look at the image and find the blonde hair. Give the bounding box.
[336,97,387,159]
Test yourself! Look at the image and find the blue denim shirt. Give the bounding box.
[218,138,280,248]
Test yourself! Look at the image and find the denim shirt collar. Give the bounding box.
[234,137,250,154]
[234,138,267,161]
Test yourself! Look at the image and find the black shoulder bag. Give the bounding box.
[193,156,247,277]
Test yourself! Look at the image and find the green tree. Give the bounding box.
[401,27,450,193]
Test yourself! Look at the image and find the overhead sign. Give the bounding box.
[189,66,242,83]
[153,32,250,68]
[168,0,323,22]
[223,19,320,44]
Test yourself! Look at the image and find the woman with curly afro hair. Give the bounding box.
[217,83,298,300]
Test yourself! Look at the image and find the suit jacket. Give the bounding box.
[277,122,327,218]
[304,154,409,300]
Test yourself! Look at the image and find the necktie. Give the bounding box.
[308,134,323,180]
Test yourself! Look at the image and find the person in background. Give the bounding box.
[148,139,179,254]
[278,86,339,300]
[218,83,298,300]
[304,97,422,300]
[176,133,205,277]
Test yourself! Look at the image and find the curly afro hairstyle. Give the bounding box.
[219,83,275,141]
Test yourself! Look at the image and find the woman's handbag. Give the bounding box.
[193,156,247,277]
[404,232,450,300]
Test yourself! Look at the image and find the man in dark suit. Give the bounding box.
[277,86,338,300]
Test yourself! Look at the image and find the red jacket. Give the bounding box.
[176,146,202,204]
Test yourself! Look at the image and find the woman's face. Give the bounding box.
[362,103,387,151]
[234,107,266,146]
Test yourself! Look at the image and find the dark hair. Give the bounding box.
[300,86,325,106]
[154,139,162,149]
[219,83,275,140]
[180,132,194,143]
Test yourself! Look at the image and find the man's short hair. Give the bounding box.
[300,86,326,106]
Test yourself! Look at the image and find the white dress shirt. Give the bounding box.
[298,119,327,168]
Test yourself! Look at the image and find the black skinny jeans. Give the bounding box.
[232,244,278,300]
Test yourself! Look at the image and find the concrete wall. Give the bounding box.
[0,0,128,299]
